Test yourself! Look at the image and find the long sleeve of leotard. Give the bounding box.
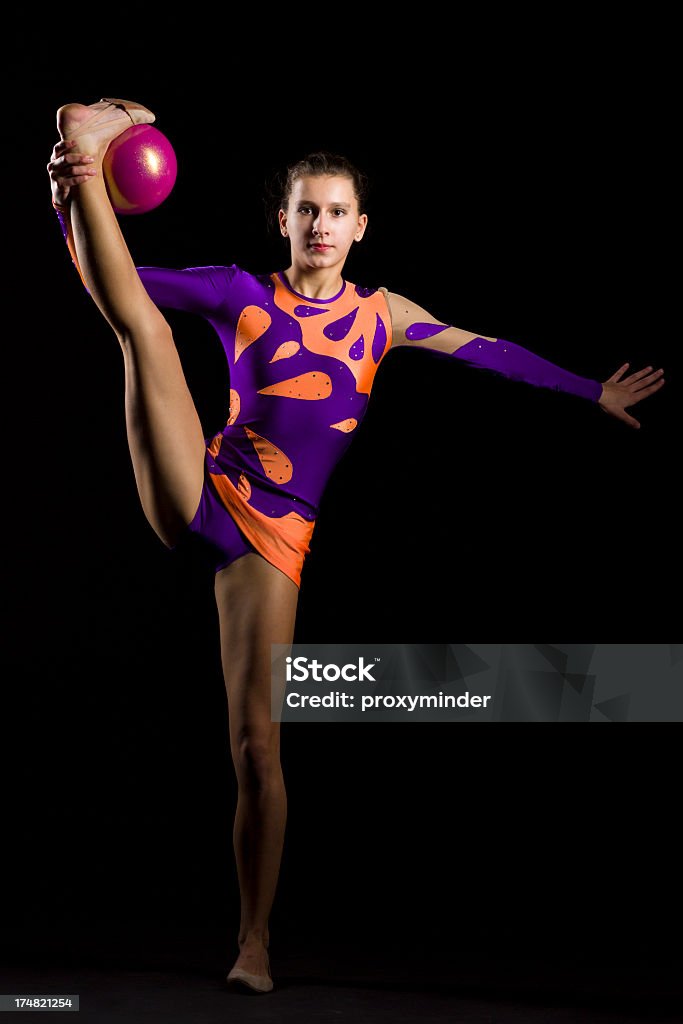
[405,321,603,403]
[52,200,227,317]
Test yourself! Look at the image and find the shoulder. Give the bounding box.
[193,262,255,280]
[378,289,426,344]
[352,282,392,313]
[174,263,243,287]
[184,264,272,310]
[200,262,266,294]
[366,286,416,325]
[352,281,393,327]
[383,289,423,320]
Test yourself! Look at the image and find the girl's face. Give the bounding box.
[279,175,367,267]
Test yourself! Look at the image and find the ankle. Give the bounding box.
[239,928,268,947]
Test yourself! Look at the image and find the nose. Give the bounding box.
[312,213,329,238]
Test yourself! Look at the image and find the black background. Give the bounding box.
[2,40,680,1016]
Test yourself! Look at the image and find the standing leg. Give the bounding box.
[214,553,300,992]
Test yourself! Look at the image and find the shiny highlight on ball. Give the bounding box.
[102,124,177,215]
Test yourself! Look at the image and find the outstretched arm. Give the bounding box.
[385,291,665,430]
[50,139,226,319]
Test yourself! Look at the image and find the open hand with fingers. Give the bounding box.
[598,363,666,429]
[47,138,97,210]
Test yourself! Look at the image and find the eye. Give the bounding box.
[333,209,346,216]
[297,205,312,214]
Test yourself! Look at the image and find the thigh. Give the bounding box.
[121,326,206,547]
[214,554,299,758]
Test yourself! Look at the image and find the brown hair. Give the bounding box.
[264,150,370,235]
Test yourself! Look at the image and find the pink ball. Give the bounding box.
[102,124,177,215]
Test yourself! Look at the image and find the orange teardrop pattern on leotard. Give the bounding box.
[234,305,272,362]
[238,473,252,500]
[257,371,333,400]
[208,432,223,457]
[244,426,293,484]
[330,418,358,432]
[270,341,301,362]
[227,388,241,425]
[270,274,392,395]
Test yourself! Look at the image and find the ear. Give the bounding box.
[278,208,288,238]
[354,213,368,242]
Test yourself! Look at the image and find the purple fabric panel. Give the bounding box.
[134,265,236,317]
[54,204,69,244]
[54,204,91,296]
[406,322,450,341]
[452,337,603,403]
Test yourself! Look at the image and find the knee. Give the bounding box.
[233,733,280,789]
[120,310,173,348]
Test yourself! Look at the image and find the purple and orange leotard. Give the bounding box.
[54,203,391,587]
[55,202,604,586]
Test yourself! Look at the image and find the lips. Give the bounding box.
[310,243,331,250]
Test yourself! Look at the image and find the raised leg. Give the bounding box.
[215,554,300,993]
[57,101,205,545]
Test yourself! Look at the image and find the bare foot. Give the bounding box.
[226,937,273,993]
[56,99,155,161]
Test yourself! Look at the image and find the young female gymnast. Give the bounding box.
[48,98,665,994]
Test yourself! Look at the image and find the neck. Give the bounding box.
[282,257,346,300]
